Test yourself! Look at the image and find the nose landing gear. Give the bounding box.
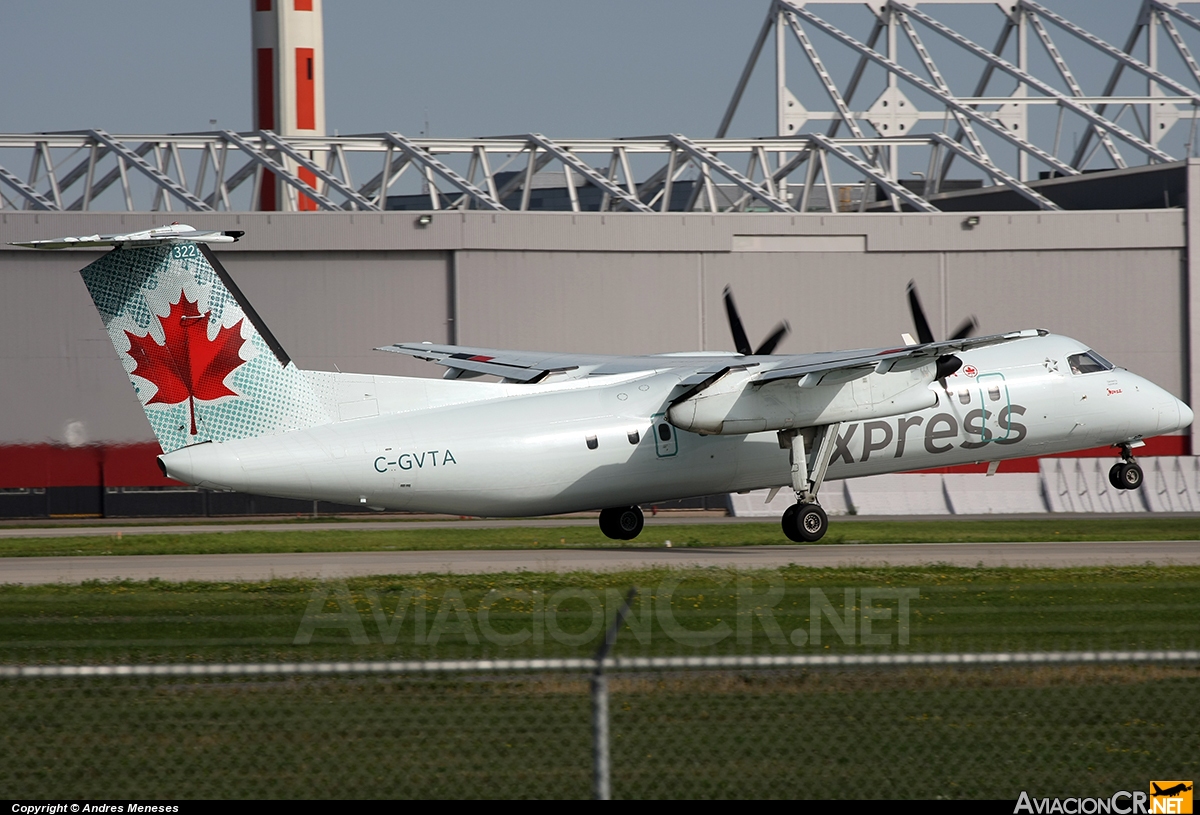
[1108,444,1144,491]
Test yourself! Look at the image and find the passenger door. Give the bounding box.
[651,413,678,458]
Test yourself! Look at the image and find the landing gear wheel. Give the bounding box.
[782,502,828,543]
[781,504,803,543]
[797,503,829,542]
[1117,462,1144,491]
[599,506,644,541]
[1109,463,1124,490]
[599,508,620,539]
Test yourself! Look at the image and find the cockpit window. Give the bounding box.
[1067,351,1114,375]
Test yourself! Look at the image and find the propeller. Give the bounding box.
[723,286,790,356]
[906,281,978,344]
[905,280,978,382]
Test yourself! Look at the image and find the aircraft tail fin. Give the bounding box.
[13,225,332,453]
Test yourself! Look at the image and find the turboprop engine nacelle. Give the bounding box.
[666,363,939,435]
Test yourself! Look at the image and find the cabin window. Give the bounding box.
[658,423,673,442]
[1068,351,1114,375]
[628,430,640,445]
[957,389,971,405]
[988,385,1001,401]
[586,435,598,450]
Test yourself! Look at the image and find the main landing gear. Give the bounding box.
[1108,443,1144,491]
[599,505,644,540]
[779,423,841,543]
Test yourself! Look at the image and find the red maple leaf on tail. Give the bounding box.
[124,292,247,436]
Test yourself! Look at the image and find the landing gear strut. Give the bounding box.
[1108,443,1144,491]
[779,423,840,543]
[599,505,644,540]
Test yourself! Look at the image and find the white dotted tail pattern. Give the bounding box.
[80,244,333,453]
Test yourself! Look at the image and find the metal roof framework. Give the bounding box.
[0,130,900,214]
[718,0,1200,209]
[3,1,1200,213]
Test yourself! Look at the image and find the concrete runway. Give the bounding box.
[0,517,618,539]
[2,541,1198,584]
[2,512,1193,539]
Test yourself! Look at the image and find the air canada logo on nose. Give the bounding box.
[123,291,248,436]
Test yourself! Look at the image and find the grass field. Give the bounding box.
[2,565,1197,663]
[2,563,1197,798]
[1,517,1198,557]
[3,665,1196,798]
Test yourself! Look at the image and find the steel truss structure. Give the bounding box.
[0,130,901,214]
[719,0,1200,209]
[4,1,1200,214]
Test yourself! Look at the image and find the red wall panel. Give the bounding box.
[255,48,275,130]
[256,47,277,211]
[0,444,183,488]
[298,166,319,211]
[295,47,315,131]
[916,435,1190,474]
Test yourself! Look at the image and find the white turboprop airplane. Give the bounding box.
[13,224,1194,541]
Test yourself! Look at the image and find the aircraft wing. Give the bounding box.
[666,328,1047,436]
[752,329,1046,384]
[377,342,618,382]
[380,329,1045,386]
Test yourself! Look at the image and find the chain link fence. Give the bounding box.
[4,570,1198,798]
[3,651,1197,799]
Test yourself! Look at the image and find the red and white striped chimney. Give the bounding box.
[251,0,326,211]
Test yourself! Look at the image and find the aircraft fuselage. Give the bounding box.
[160,334,1189,516]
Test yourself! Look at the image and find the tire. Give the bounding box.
[600,506,644,540]
[1118,462,1144,491]
[781,504,804,543]
[598,508,621,540]
[797,503,829,543]
[1109,463,1124,490]
[614,505,644,540]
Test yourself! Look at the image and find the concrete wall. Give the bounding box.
[0,206,1191,451]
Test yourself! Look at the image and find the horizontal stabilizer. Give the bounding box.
[9,223,243,250]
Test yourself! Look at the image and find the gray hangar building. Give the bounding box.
[1,0,1198,517]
